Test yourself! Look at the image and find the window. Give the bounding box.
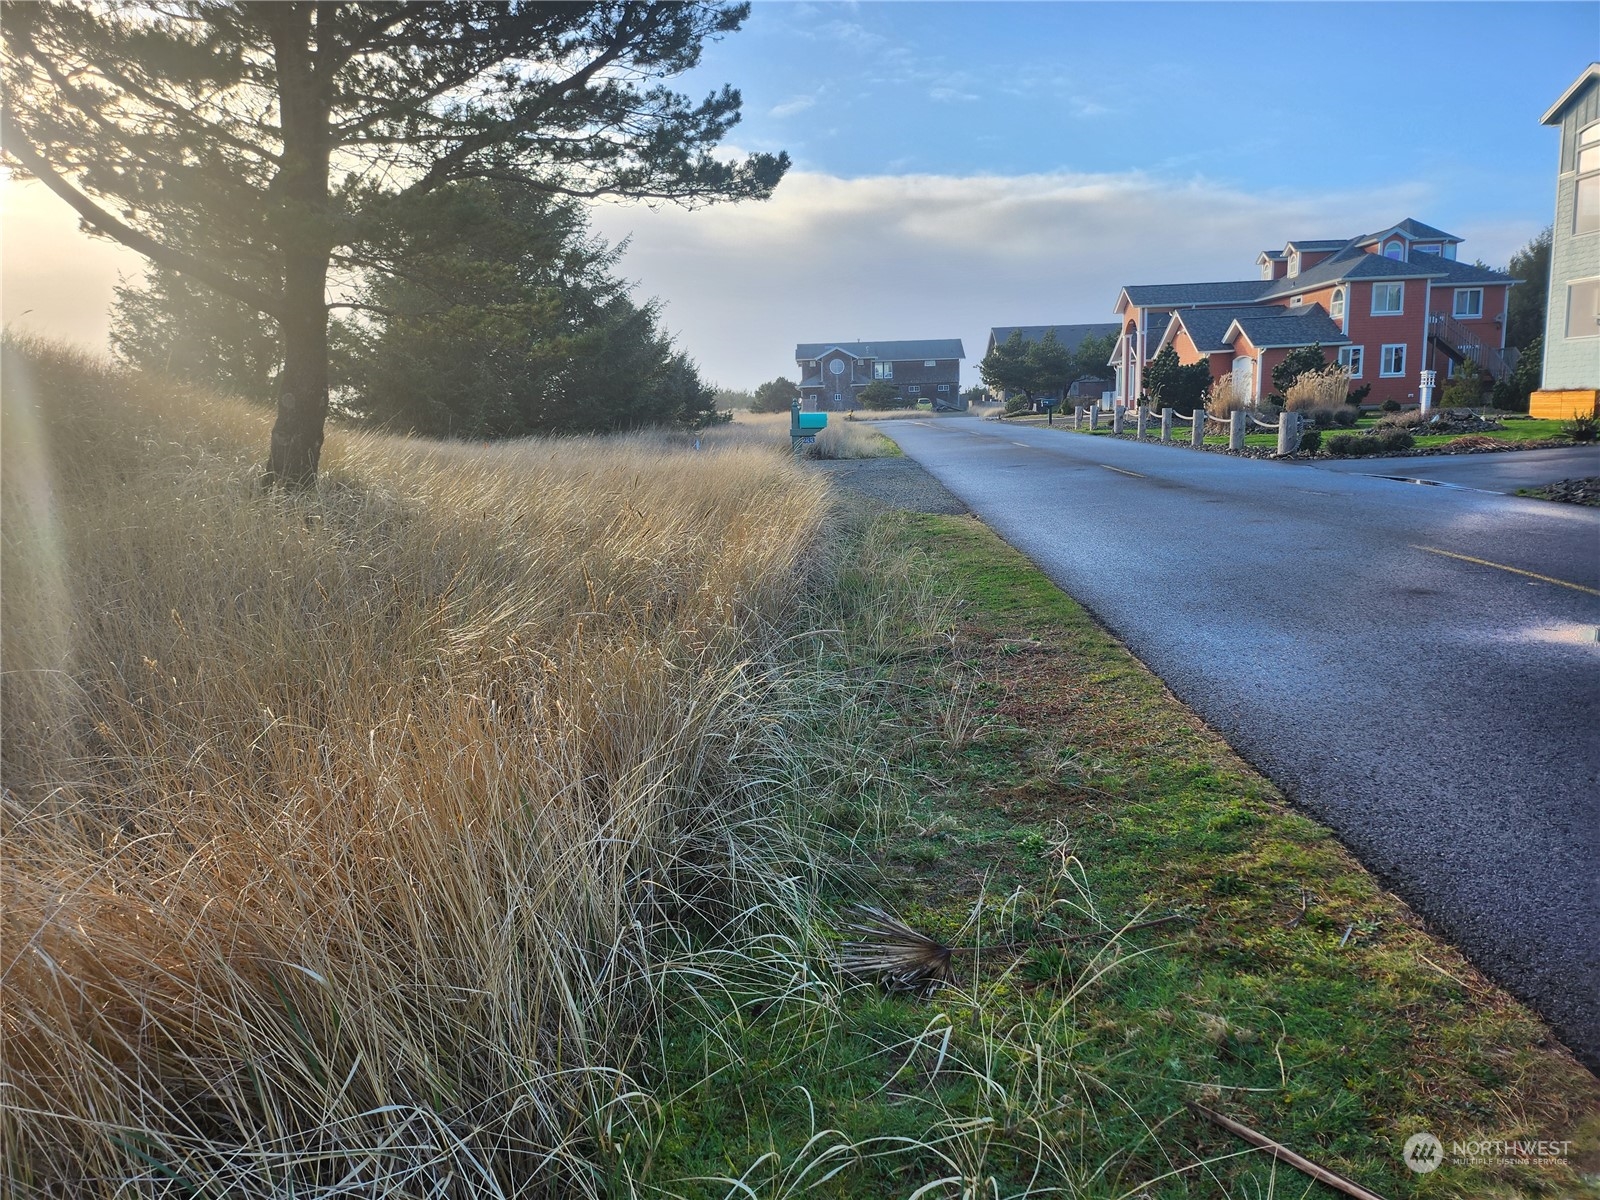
[1453,288,1483,319]
[923,359,937,367]
[907,385,921,395]
[1413,244,1440,257]
[1330,287,1346,323]
[872,361,893,380]
[1380,344,1406,377]
[1290,296,1304,307]
[1338,345,1364,378]
[1288,251,1301,277]
[1577,122,1600,236]
[1371,282,1404,315]
[937,383,951,393]
[1383,240,1404,260]
[1567,280,1599,339]
[1261,261,1275,280]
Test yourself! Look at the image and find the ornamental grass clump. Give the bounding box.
[0,336,842,1196]
[1203,374,1246,418]
[1282,364,1354,430]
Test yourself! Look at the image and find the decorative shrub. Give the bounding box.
[1381,399,1402,412]
[1564,415,1598,443]
[1376,409,1430,430]
[1332,408,1359,427]
[1204,374,1246,417]
[1347,383,1372,407]
[1284,364,1353,412]
[1298,428,1323,454]
[1325,429,1413,456]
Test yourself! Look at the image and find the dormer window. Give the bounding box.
[1261,261,1274,280]
[1288,251,1301,277]
[1383,240,1405,260]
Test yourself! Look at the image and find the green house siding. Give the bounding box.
[1542,69,1600,390]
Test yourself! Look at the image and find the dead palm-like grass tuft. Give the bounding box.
[838,906,956,992]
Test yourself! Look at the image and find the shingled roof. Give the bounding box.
[1118,280,1269,309]
[795,339,965,361]
[1257,248,1446,300]
[1356,218,1460,246]
[1160,306,1276,354]
[1224,305,1349,350]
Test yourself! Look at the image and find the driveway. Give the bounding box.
[877,416,1600,1070]
[1309,444,1599,494]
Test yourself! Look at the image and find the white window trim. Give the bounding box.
[1383,240,1405,260]
[1338,345,1364,378]
[1566,278,1600,340]
[1576,122,1600,237]
[1288,251,1301,277]
[1330,287,1346,324]
[872,361,893,380]
[1371,282,1404,316]
[1380,344,1406,377]
[1453,288,1484,319]
[907,385,921,395]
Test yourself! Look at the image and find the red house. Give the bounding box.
[1110,219,1516,407]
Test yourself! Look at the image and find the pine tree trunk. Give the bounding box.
[266,253,330,487]
[262,3,331,489]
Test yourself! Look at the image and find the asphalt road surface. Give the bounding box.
[879,416,1600,1070]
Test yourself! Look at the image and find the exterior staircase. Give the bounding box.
[1428,312,1513,382]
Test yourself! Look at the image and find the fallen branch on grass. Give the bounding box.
[1185,1101,1390,1200]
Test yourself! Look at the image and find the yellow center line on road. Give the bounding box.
[1411,545,1600,597]
[1100,465,1146,479]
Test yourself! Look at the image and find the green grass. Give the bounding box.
[629,511,1600,1197]
[1009,411,1574,455]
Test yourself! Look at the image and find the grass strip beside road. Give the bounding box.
[642,510,1600,1197]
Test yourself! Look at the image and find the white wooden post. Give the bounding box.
[1419,370,1437,414]
[1161,407,1174,442]
[1112,405,1125,434]
[1136,405,1149,439]
[1229,410,1246,450]
[1278,410,1300,456]
[1089,406,1100,431]
[1192,412,1206,447]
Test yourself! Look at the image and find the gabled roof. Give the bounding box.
[987,323,1119,353]
[795,339,965,361]
[1284,239,1350,254]
[1409,253,1517,286]
[1159,306,1278,355]
[1117,280,1268,311]
[1257,250,1287,263]
[1224,305,1349,351]
[1257,248,1446,300]
[1355,218,1460,247]
[1543,63,1600,125]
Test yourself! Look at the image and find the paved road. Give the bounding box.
[880,416,1600,1070]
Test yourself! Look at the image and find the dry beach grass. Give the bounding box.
[1,339,841,1195]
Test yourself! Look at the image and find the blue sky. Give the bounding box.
[2,2,1593,391]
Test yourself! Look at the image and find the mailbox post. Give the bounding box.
[790,399,828,452]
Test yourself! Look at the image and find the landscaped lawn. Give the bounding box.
[1009,411,1577,453]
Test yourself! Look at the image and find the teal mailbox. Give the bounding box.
[790,400,828,450]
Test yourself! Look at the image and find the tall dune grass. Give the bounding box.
[0,337,857,1195]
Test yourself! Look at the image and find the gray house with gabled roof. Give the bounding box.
[795,339,966,411]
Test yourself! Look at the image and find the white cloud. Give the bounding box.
[589,168,1483,390]
[769,94,817,119]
